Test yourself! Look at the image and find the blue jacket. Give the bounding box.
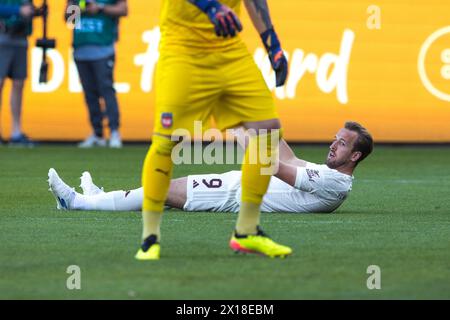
[0,4,20,18]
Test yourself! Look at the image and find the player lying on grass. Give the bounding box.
[48,122,373,214]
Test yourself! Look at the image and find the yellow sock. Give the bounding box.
[141,135,176,241]
[236,202,261,234]
[142,211,163,241]
[237,130,280,235]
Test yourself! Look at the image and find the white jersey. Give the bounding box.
[184,163,353,213]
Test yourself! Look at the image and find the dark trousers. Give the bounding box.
[75,55,120,137]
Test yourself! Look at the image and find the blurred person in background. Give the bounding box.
[66,0,128,148]
[0,0,43,146]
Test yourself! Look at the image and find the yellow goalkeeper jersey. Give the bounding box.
[159,0,243,52]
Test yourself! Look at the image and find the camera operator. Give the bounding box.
[66,0,128,148]
[0,0,43,146]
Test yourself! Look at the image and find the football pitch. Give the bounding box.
[0,144,449,299]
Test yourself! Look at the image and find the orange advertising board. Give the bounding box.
[1,0,450,142]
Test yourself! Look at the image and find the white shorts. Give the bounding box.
[183,171,242,213]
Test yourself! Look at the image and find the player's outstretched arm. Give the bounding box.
[188,0,243,37]
[279,139,308,167]
[244,0,288,87]
[275,161,297,187]
[232,128,307,167]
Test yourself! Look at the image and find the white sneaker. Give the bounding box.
[109,130,122,148]
[80,171,104,196]
[48,168,76,210]
[78,135,107,148]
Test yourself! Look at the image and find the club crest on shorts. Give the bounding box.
[161,112,173,128]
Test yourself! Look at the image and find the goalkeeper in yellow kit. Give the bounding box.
[136,0,292,260]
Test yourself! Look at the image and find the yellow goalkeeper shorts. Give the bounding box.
[153,42,278,136]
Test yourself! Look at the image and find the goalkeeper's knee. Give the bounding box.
[241,129,282,204]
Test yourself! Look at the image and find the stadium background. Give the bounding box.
[1,0,449,142]
[1,1,450,301]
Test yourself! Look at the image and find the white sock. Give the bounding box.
[73,188,143,211]
[113,188,143,211]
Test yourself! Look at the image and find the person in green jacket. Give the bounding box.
[0,0,40,146]
[66,0,128,148]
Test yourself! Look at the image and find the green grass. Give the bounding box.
[0,144,449,299]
